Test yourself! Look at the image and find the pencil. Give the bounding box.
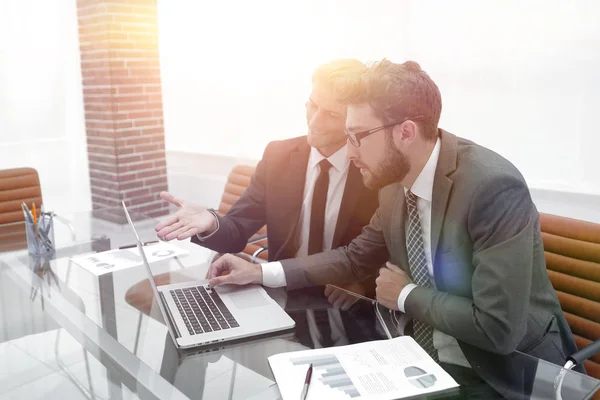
[32,202,38,245]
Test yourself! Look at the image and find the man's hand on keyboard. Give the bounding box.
[208,254,262,287]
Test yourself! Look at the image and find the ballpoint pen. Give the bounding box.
[21,202,34,223]
[40,204,45,234]
[301,363,312,400]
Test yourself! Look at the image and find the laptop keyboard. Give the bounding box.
[170,286,239,336]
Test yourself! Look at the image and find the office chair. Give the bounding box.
[539,212,600,399]
[0,167,43,251]
[0,167,76,253]
[217,165,268,261]
[540,212,600,382]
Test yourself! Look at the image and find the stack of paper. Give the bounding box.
[268,336,459,400]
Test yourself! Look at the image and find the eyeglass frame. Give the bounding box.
[344,114,425,147]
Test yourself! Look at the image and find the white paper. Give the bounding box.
[268,336,459,400]
[70,241,188,276]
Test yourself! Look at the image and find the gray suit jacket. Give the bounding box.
[280,130,580,398]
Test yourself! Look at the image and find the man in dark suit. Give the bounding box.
[205,59,579,398]
[156,59,381,348]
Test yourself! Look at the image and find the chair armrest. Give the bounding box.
[247,233,267,244]
[567,339,600,367]
[235,251,268,264]
[247,232,268,262]
[252,246,268,259]
[210,251,268,265]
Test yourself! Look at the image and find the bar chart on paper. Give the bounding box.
[268,337,460,400]
[291,354,360,398]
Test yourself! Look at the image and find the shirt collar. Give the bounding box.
[404,138,441,202]
[308,145,349,172]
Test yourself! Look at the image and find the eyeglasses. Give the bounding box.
[344,115,425,147]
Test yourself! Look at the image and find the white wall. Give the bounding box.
[0,0,90,215]
[2,1,598,222]
[157,0,407,158]
[405,0,600,196]
[158,0,600,222]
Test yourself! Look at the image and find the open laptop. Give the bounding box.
[122,201,295,349]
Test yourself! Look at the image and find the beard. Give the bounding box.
[362,136,411,190]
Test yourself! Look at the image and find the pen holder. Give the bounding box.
[25,214,56,256]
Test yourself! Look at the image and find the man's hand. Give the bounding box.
[375,262,413,310]
[324,282,367,311]
[207,254,262,287]
[155,191,218,240]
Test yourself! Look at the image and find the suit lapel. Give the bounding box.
[331,165,362,248]
[430,130,458,275]
[272,140,310,260]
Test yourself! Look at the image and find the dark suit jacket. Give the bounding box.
[280,130,580,398]
[193,135,380,264]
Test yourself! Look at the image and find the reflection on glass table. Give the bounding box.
[1,207,599,399]
[0,253,187,399]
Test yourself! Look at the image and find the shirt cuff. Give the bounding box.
[261,261,287,288]
[195,209,220,241]
[397,283,418,313]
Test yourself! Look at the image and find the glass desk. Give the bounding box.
[1,208,599,399]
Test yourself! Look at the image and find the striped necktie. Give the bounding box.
[405,190,439,362]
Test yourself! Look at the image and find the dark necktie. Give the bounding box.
[308,159,333,347]
[405,190,439,362]
[308,159,332,255]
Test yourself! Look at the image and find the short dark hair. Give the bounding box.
[340,59,442,141]
[311,58,367,99]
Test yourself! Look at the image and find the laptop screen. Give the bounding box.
[121,201,165,304]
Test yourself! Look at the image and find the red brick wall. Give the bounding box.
[77,0,170,218]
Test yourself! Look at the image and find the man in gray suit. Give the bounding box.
[206,59,579,398]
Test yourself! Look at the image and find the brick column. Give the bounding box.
[76,0,170,219]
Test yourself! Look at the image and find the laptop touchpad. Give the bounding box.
[228,290,270,309]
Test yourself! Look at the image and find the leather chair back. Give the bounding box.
[218,165,267,259]
[540,212,600,380]
[0,168,43,251]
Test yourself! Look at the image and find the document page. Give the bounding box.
[268,336,458,400]
[71,241,188,275]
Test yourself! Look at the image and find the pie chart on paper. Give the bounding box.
[404,366,437,389]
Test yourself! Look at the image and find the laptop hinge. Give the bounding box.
[160,291,182,339]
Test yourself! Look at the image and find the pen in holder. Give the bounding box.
[25,212,56,256]
[29,255,60,305]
